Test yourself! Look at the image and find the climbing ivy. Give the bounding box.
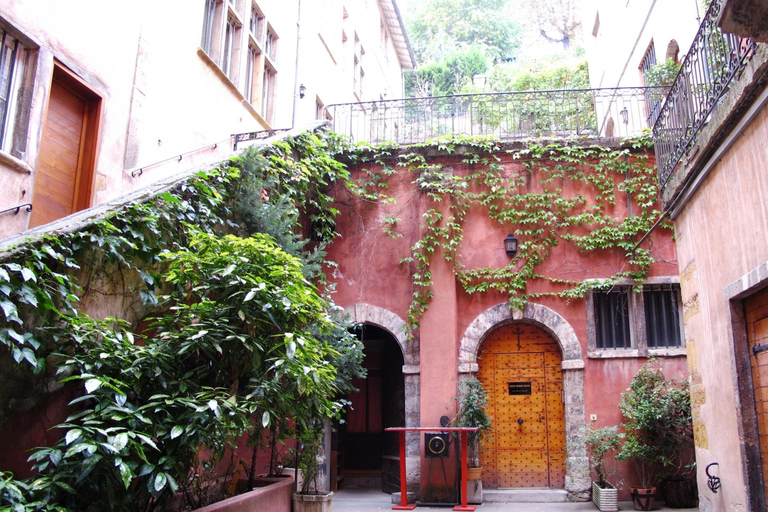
[343,134,669,333]
[0,129,364,511]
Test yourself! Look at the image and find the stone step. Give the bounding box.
[483,488,569,503]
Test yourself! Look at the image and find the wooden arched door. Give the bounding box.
[477,323,565,488]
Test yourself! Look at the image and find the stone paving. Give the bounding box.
[331,488,700,512]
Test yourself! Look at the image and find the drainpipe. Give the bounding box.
[292,0,303,128]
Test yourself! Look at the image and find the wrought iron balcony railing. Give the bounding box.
[652,0,758,191]
[325,87,667,145]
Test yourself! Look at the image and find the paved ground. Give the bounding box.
[332,488,699,511]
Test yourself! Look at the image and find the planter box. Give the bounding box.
[592,481,618,512]
[194,476,294,512]
[293,491,333,512]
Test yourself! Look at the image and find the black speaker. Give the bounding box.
[425,433,449,458]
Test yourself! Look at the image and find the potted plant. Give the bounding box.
[454,378,492,504]
[586,426,623,512]
[292,421,333,512]
[616,359,695,511]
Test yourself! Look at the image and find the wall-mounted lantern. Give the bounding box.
[620,106,629,124]
[504,233,518,258]
[299,84,306,99]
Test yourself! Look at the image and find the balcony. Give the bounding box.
[325,87,667,145]
[652,0,758,194]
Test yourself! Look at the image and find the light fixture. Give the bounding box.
[620,106,629,124]
[299,84,306,99]
[504,233,518,258]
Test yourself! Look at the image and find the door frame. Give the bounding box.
[458,302,589,499]
[32,61,102,226]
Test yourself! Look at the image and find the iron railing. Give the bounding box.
[325,87,668,145]
[652,0,758,190]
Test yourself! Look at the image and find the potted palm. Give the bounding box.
[586,426,623,512]
[455,378,492,504]
[616,359,695,511]
[291,421,333,512]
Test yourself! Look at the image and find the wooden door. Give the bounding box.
[478,323,565,488]
[30,65,100,228]
[746,287,768,504]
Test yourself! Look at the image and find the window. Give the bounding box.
[644,285,682,348]
[261,64,276,123]
[594,286,631,349]
[244,44,259,104]
[589,282,684,356]
[222,12,241,81]
[201,0,278,124]
[353,33,364,97]
[0,29,21,152]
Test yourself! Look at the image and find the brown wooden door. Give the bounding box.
[746,287,768,504]
[30,65,100,228]
[478,323,565,488]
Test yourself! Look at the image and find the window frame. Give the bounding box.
[587,277,686,358]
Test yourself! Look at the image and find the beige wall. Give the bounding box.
[0,0,409,240]
[582,0,701,89]
[672,102,768,511]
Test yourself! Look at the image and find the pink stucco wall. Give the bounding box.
[670,103,768,511]
[327,145,688,498]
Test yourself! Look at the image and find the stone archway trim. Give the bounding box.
[457,302,590,501]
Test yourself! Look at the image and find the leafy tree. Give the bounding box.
[406,0,522,63]
[526,0,582,50]
[405,46,488,97]
[488,57,590,92]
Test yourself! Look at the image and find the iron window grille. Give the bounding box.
[591,283,683,353]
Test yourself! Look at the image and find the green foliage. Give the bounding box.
[454,378,492,466]
[360,136,665,332]
[586,426,624,486]
[643,59,681,87]
[488,58,590,92]
[616,359,694,488]
[406,0,522,64]
[0,129,364,511]
[405,46,489,97]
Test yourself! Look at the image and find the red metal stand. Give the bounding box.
[392,430,417,510]
[385,427,477,511]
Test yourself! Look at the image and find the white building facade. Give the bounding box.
[0,0,413,239]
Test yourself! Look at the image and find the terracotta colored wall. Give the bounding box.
[326,144,687,498]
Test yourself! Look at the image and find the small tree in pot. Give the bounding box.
[586,426,623,512]
[454,378,492,504]
[616,359,695,511]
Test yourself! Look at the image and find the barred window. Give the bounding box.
[644,285,682,348]
[590,283,684,355]
[594,287,631,349]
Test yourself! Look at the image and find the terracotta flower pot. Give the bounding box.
[465,467,483,504]
[630,486,656,511]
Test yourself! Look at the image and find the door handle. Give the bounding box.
[517,417,524,426]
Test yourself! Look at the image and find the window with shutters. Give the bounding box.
[0,22,33,158]
[588,281,684,357]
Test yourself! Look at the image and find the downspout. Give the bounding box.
[292,0,303,128]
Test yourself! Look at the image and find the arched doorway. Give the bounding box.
[477,322,565,489]
[337,324,405,492]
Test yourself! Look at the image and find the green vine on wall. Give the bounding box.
[344,134,670,333]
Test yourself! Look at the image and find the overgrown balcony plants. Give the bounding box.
[0,130,364,512]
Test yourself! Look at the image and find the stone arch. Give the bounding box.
[457,302,590,500]
[343,303,420,491]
